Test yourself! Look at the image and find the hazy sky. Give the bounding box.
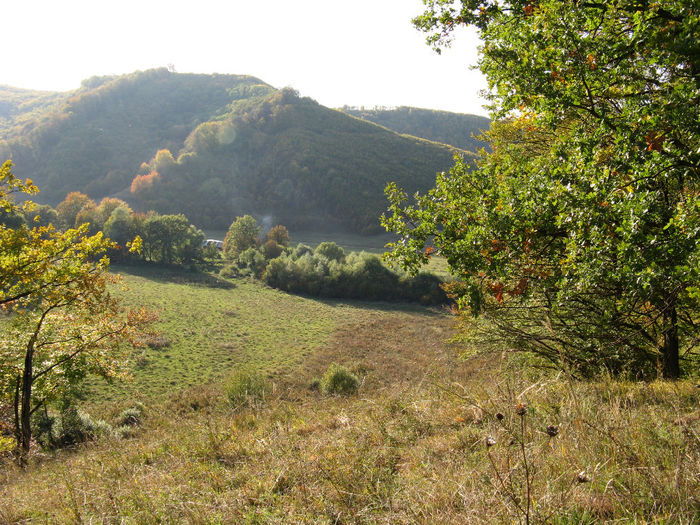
[4,0,488,116]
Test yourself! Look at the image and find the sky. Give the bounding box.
[3,0,488,116]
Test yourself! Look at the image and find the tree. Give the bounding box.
[223,215,261,260]
[0,161,153,461]
[141,213,204,266]
[56,191,94,229]
[266,224,290,247]
[384,1,699,378]
[103,206,138,261]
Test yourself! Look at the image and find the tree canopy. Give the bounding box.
[384,0,699,378]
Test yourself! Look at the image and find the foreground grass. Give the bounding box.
[2,354,698,522]
[1,266,698,523]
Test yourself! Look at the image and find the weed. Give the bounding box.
[321,363,359,396]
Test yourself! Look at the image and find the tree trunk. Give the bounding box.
[662,305,680,379]
[19,339,35,460]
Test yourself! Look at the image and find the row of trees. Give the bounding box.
[384,0,698,378]
[221,215,447,305]
[40,191,207,267]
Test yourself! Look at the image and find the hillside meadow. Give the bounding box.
[0,263,698,524]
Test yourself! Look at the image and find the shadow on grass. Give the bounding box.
[113,263,448,316]
[294,293,451,317]
[112,263,236,289]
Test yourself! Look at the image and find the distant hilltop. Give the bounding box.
[1,69,488,233]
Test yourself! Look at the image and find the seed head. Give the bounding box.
[546,425,559,437]
[485,436,497,448]
[495,412,504,421]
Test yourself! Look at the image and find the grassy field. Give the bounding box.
[1,261,698,523]
[93,264,447,403]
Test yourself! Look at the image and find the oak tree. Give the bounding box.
[384,1,699,377]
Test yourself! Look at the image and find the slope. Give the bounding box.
[341,106,490,152]
[0,69,274,203]
[130,88,462,231]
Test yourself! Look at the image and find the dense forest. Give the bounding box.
[0,70,484,233]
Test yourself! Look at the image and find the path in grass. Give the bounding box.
[99,265,452,402]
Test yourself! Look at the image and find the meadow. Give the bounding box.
[1,255,698,523]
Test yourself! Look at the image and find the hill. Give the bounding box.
[0,70,465,233]
[0,69,275,206]
[0,85,67,137]
[128,88,462,231]
[341,106,490,152]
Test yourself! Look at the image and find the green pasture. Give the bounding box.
[98,264,439,403]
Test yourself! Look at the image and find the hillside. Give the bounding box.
[0,86,67,137]
[1,266,697,523]
[0,70,465,233]
[0,69,275,205]
[129,89,461,231]
[341,106,490,152]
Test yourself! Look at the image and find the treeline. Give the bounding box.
[5,192,447,306]
[10,191,209,267]
[221,215,447,305]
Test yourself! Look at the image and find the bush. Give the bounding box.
[237,248,267,277]
[315,241,345,262]
[220,263,240,278]
[321,363,359,396]
[33,406,114,449]
[227,369,269,409]
[118,407,143,427]
[262,239,283,260]
[293,243,313,258]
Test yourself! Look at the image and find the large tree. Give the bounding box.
[223,215,261,260]
[1,161,152,461]
[383,1,699,377]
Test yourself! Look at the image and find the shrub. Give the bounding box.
[237,248,267,277]
[321,363,359,396]
[33,406,114,449]
[227,369,269,409]
[263,239,283,260]
[220,263,240,279]
[293,243,313,258]
[315,241,345,262]
[118,407,142,427]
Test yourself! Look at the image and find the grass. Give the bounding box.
[2,350,698,523]
[96,263,439,403]
[2,261,698,523]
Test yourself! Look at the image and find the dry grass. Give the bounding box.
[1,312,698,523]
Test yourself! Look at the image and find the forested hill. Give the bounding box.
[341,106,490,152]
[0,69,466,232]
[0,86,68,137]
[128,89,462,232]
[0,70,275,205]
